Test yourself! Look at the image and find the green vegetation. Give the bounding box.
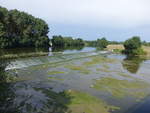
[97,37,109,49]
[51,35,84,47]
[65,65,90,74]
[66,90,120,113]
[123,36,146,55]
[0,59,9,82]
[0,6,49,48]
[48,77,64,81]
[122,56,146,73]
[0,52,48,59]
[83,56,115,66]
[92,77,149,99]
[64,56,116,75]
[0,59,17,82]
[38,89,120,113]
[85,37,109,49]
[47,71,65,75]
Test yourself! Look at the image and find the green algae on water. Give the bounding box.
[66,90,120,113]
[48,77,64,81]
[92,77,150,99]
[83,56,116,66]
[47,71,65,75]
[65,65,90,74]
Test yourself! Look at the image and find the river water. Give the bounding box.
[0,47,150,113]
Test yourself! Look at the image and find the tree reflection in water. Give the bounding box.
[0,81,72,113]
[122,56,146,74]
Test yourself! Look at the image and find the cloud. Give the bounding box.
[0,0,150,28]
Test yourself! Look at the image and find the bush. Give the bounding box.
[123,36,146,55]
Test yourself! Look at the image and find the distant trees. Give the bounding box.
[51,35,85,47]
[85,37,109,49]
[85,41,97,47]
[97,37,109,49]
[123,36,145,55]
[0,6,49,49]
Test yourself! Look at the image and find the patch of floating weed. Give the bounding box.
[39,88,119,113]
[48,77,64,81]
[92,77,150,99]
[66,90,120,113]
[117,72,132,78]
[102,64,110,69]
[96,68,111,73]
[65,65,90,74]
[47,71,65,75]
[83,56,116,66]
[30,64,50,70]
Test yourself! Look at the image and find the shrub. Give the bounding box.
[123,36,146,55]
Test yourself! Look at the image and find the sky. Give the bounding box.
[0,0,150,41]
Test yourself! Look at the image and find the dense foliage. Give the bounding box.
[85,37,109,49]
[85,41,97,47]
[123,36,145,55]
[51,35,85,47]
[97,38,109,49]
[142,41,150,46]
[0,6,49,48]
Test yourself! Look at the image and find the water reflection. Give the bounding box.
[0,59,9,82]
[122,56,146,74]
[52,46,84,52]
[0,58,72,113]
[0,81,72,113]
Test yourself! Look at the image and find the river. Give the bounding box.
[0,47,150,113]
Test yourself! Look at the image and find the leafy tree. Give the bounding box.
[0,6,49,48]
[51,35,65,47]
[51,36,84,47]
[97,37,108,49]
[123,36,145,55]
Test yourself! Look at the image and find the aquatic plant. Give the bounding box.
[47,71,65,75]
[92,77,150,99]
[65,65,90,74]
[66,90,120,113]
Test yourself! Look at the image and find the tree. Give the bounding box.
[97,37,108,49]
[0,6,50,48]
[123,36,145,55]
[51,36,85,47]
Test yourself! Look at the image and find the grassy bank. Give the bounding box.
[107,44,150,56]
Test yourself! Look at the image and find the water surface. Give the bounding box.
[0,47,150,113]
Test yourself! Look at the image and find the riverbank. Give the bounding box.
[0,52,48,59]
[107,44,150,56]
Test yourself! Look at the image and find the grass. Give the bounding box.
[107,44,150,56]
[142,46,150,56]
[107,44,124,52]
[92,77,150,99]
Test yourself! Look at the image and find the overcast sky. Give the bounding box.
[0,0,150,41]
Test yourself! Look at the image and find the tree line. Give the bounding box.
[51,35,85,47]
[0,6,150,56]
[0,6,50,49]
[85,38,123,49]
